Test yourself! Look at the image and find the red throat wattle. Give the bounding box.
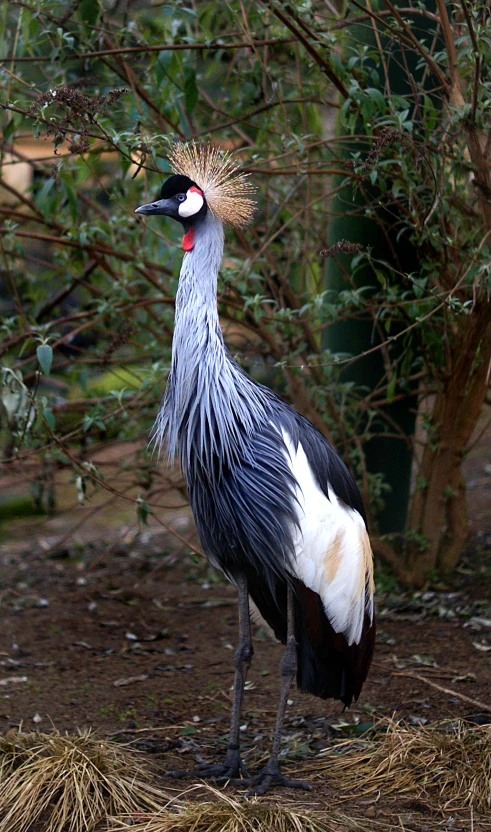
[182,228,195,251]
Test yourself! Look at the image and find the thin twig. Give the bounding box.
[0,37,296,63]
[261,0,350,99]
[393,671,491,714]
[459,0,480,122]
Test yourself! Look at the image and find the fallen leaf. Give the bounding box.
[471,617,491,629]
[452,672,477,683]
[113,674,149,687]
[0,676,27,686]
[411,654,438,668]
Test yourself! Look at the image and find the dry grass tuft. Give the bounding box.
[302,718,491,814]
[108,784,391,832]
[0,728,169,832]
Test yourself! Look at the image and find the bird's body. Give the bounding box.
[136,146,375,792]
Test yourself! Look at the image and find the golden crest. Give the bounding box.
[168,142,256,227]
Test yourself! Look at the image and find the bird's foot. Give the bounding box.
[242,759,311,796]
[167,746,249,782]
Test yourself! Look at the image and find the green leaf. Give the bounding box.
[330,51,345,81]
[4,117,15,141]
[366,87,386,114]
[78,0,100,26]
[35,177,55,213]
[184,68,199,113]
[156,49,174,85]
[340,97,353,126]
[121,157,132,179]
[36,344,53,376]
[423,94,438,132]
[386,374,397,404]
[43,406,56,431]
[136,497,153,527]
[63,182,78,224]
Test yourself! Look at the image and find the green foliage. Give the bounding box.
[0,1,489,575]
[36,344,53,377]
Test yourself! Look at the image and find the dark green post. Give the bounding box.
[325,2,441,533]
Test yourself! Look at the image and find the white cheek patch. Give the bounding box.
[178,189,204,218]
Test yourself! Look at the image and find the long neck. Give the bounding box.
[174,211,224,335]
[153,211,269,468]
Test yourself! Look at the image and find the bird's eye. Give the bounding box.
[176,194,186,202]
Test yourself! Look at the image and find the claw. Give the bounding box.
[240,758,311,796]
[245,772,311,796]
[167,760,310,794]
[165,756,248,782]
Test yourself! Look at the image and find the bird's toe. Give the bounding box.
[166,756,249,782]
[242,760,311,796]
[246,774,311,796]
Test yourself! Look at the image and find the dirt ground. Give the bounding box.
[0,425,490,831]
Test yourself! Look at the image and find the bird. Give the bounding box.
[135,143,375,795]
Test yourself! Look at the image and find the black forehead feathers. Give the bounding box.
[160,174,200,199]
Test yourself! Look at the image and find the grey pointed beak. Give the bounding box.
[135,198,173,216]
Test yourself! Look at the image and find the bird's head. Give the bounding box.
[135,174,207,226]
[135,143,256,251]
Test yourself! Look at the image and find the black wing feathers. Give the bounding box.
[187,423,298,592]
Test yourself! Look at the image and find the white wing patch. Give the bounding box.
[178,189,204,218]
[281,430,374,646]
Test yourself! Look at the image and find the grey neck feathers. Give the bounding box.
[153,211,270,470]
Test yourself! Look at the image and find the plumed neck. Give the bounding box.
[172,212,226,381]
[175,211,224,326]
[154,211,270,468]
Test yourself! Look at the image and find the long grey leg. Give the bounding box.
[167,572,252,781]
[270,583,297,761]
[222,572,253,774]
[244,583,311,795]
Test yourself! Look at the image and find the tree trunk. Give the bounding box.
[399,2,491,585]
[407,301,491,584]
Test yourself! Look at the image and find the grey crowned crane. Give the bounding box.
[135,144,375,795]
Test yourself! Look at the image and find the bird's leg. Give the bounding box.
[167,572,252,781]
[215,571,253,778]
[243,583,311,795]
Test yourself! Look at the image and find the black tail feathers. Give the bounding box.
[248,574,375,707]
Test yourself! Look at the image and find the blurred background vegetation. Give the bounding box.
[0,0,490,585]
